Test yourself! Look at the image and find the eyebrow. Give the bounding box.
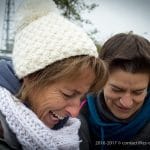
[110,84,147,91]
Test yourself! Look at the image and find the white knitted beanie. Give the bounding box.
[13,0,98,79]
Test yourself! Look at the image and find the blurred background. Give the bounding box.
[0,0,150,56]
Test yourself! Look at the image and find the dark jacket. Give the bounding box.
[79,92,150,150]
[0,56,21,95]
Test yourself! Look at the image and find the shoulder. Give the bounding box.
[134,121,150,141]
[0,138,16,150]
[0,56,12,64]
[0,55,11,60]
[79,94,96,150]
[79,100,89,136]
[0,111,22,150]
[0,56,21,95]
[78,113,91,150]
[0,56,12,71]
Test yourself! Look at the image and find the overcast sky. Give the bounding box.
[84,0,150,43]
[0,0,150,48]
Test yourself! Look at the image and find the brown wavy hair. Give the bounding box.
[99,32,150,87]
[17,55,108,101]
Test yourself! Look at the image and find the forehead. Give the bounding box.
[52,67,95,88]
[67,68,95,84]
[62,66,95,80]
[108,69,149,89]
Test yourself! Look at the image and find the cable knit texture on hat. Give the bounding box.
[13,0,98,78]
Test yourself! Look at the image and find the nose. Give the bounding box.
[65,98,81,117]
[119,93,133,108]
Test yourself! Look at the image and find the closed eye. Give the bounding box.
[111,87,123,93]
[60,89,83,100]
[132,90,146,95]
[110,84,125,93]
[62,92,77,98]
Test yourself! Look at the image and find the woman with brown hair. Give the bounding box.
[0,0,108,149]
[80,32,150,150]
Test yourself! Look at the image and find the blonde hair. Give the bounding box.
[17,56,108,101]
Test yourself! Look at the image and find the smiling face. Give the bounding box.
[103,69,149,119]
[25,68,95,128]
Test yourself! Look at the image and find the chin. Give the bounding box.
[44,121,55,128]
[116,114,131,120]
[112,111,130,120]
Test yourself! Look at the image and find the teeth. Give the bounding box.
[51,111,65,120]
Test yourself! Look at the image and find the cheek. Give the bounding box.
[134,97,145,107]
[136,93,147,103]
[32,94,66,116]
[103,89,119,108]
[104,87,117,100]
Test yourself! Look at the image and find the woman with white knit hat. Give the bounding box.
[0,0,108,149]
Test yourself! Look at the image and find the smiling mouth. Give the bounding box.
[49,111,65,120]
[116,105,131,112]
